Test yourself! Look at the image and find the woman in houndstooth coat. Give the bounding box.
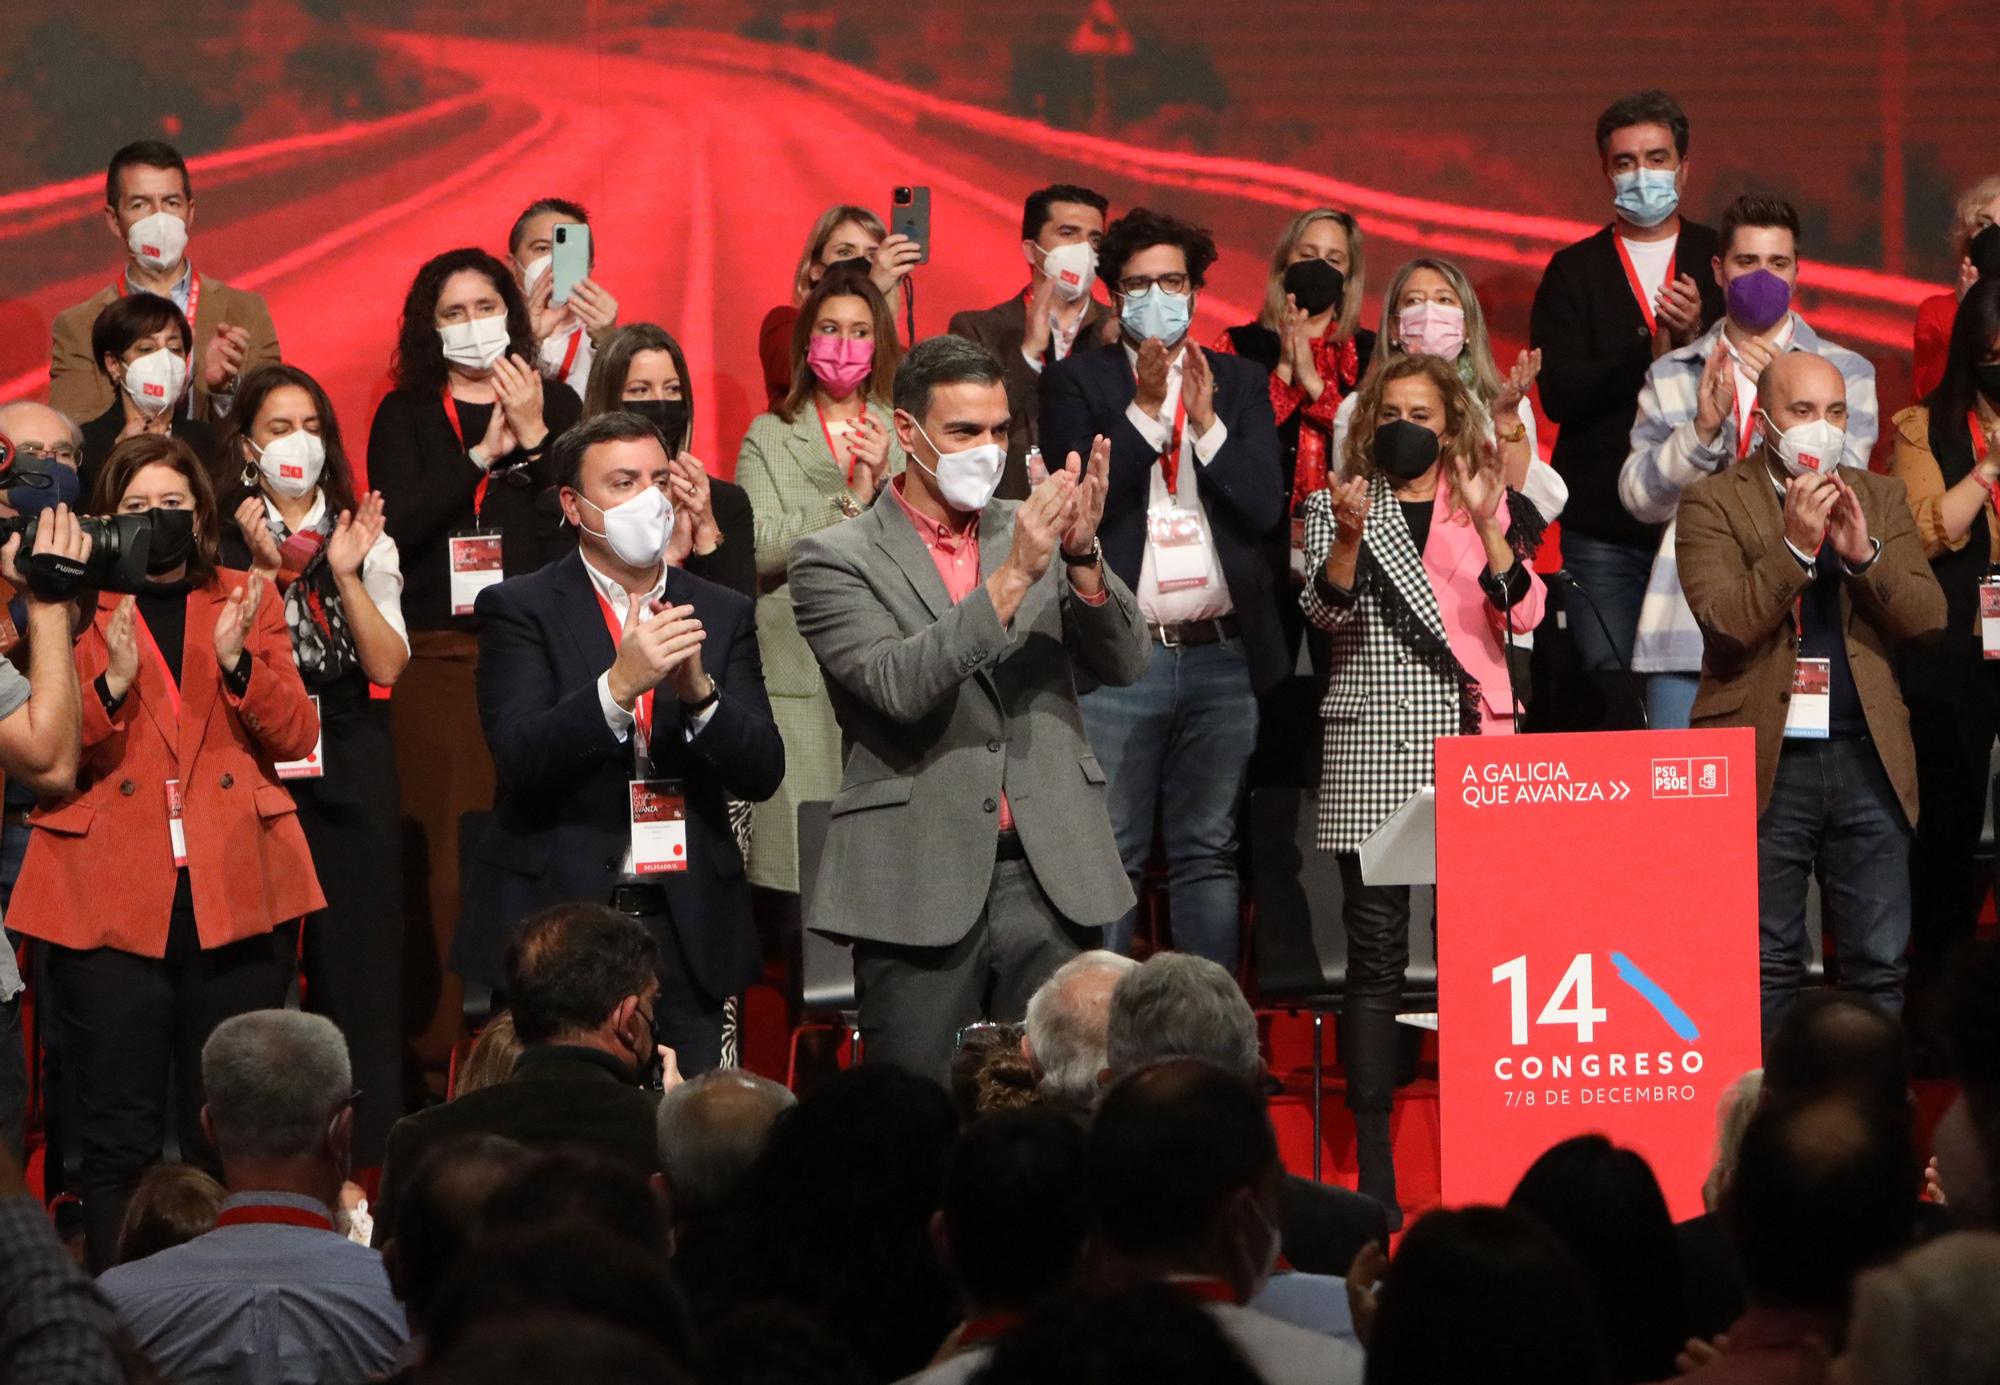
[1298,353,1546,1221]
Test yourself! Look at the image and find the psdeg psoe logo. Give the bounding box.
[1488,951,1704,1106]
[1652,757,1728,798]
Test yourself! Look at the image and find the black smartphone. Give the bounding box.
[891,185,931,265]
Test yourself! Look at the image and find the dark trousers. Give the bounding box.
[47,884,296,1271]
[853,852,1099,1088]
[618,892,726,1079]
[1757,737,1912,1044]
[1907,648,2000,1042]
[1335,853,1409,1117]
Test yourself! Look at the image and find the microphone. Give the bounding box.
[1546,569,1649,730]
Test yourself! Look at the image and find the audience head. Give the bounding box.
[1024,949,1138,1109]
[1020,183,1108,300]
[392,247,537,392]
[1932,276,2000,422]
[1755,351,1849,468]
[583,323,695,455]
[1378,256,1503,403]
[1099,208,1219,351]
[1260,207,1366,339]
[790,204,890,302]
[1088,1059,1283,1304]
[552,410,676,574]
[949,1024,1036,1125]
[0,400,83,519]
[973,1283,1266,1385]
[453,1010,523,1098]
[1703,1067,1763,1213]
[1949,174,2000,272]
[1343,354,1487,508]
[382,1133,533,1333]
[1764,990,1909,1112]
[507,195,594,292]
[936,1108,1089,1317]
[216,363,357,514]
[889,334,1008,513]
[1725,1093,1918,1313]
[781,269,899,419]
[421,1313,692,1385]
[1595,90,1689,230]
[113,1163,224,1266]
[1105,952,1262,1088]
[104,140,193,274]
[654,1068,795,1226]
[483,1147,670,1256]
[1940,941,2000,1225]
[1366,1205,1608,1385]
[732,1064,958,1380]
[199,1010,356,1201]
[1716,194,1802,334]
[501,902,659,1078]
[1507,1135,1685,1384]
[92,433,221,584]
[698,1304,874,1385]
[92,292,193,420]
[1843,1232,2000,1385]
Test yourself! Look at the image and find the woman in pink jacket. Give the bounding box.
[1298,353,1546,1224]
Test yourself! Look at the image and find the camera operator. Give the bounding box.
[7,434,323,1269]
[0,405,91,1163]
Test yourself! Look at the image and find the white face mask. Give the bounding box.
[579,484,673,567]
[1761,411,1847,479]
[910,419,1006,513]
[122,348,188,418]
[255,431,326,499]
[438,314,511,373]
[126,210,188,273]
[520,254,552,294]
[1035,241,1098,302]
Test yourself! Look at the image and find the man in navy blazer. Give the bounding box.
[459,412,784,1074]
[1040,207,1285,968]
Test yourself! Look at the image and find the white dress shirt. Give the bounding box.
[265,492,410,654]
[539,322,595,401]
[1122,342,1233,624]
[584,554,718,749]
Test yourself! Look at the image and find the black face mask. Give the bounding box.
[1282,258,1346,317]
[1977,362,2000,410]
[143,507,197,575]
[1373,419,1441,481]
[1970,223,2000,281]
[622,398,690,458]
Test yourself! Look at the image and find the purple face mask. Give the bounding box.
[1725,269,1792,332]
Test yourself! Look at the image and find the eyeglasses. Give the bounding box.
[14,443,79,467]
[1117,273,1191,296]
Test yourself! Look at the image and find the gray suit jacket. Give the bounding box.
[788,492,1150,947]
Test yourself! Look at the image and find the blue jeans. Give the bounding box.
[1079,638,1259,965]
[1757,737,1912,1043]
[1559,531,1653,672]
[1646,673,1702,731]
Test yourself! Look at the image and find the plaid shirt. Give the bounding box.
[0,1198,125,1385]
[1617,315,1879,673]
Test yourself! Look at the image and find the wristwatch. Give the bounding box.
[681,677,720,714]
[1061,536,1104,569]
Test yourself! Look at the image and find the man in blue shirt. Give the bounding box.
[98,1010,406,1384]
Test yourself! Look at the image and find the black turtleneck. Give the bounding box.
[134,579,191,687]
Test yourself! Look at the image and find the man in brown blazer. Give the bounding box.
[48,141,279,426]
[948,184,1112,501]
[1677,353,1946,1043]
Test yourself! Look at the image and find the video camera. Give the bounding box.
[0,428,157,598]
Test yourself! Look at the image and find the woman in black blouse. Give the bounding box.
[366,246,581,1064]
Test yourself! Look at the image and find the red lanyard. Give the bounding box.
[1613,237,1674,335]
[117,266,200,332]
[1735,394,1758,460]
[955,1313,1023,1349]
[441,388,491,520]
[815,402,854,482]
[1139,381,1187,498]
[132,606,182,725]
[593,587,654,748]
[215,1203,336,1233]
[1170,1277,1242,1307]
[556,326,583,383]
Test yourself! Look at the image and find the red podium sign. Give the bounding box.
[1435,729,1762,1221]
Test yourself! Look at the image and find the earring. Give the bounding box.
[241,460,258,487]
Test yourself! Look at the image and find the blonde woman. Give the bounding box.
[737,271,905,893]
[1212,208,1373,510]
[1301,353,1545,1221]
[757,203,920,408]
[1912,174,2000,401]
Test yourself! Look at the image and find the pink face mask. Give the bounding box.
[807,335,874,396]
[1397,301,1467,361]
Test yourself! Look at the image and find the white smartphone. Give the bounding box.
[551,223,591,307]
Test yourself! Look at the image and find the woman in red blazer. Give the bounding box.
[9,433,323,1269]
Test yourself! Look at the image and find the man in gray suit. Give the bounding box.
[789,335,1150,1083]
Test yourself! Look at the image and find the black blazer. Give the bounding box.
[1529,221,1725,550]
[456,550,785,995]
[1040,341,1289,691]
[80,405,218,501]
[372,1045,660,1244]
[682,478,757,600]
